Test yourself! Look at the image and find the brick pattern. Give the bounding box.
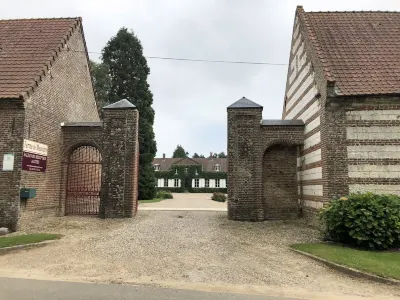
[227,106,304,221]
[19,25,99,226]
[0,100,25,231]
[263,144,299,219]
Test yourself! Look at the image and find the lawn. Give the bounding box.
[291,243,400,280]
[0,233,61,248]
[138,198,163,203]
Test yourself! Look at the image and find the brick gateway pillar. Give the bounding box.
[100,99,139,218]
[61,99,139,218]
[227,97,304,221]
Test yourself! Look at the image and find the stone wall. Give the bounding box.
[325,96,400,198]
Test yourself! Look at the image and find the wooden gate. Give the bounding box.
[65,146,102,215]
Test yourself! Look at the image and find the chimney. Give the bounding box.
[209,152,213,160]
[163,153,166,160]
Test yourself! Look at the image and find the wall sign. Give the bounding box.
[22,139,48,173]
[2,153,14,171]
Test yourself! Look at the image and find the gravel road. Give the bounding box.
[0,212,398,300]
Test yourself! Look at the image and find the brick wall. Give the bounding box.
[227,105,304,221]
[263,144,299,219]
[326,96,400,198]
[0,100,25,231]
[19,24,99,224]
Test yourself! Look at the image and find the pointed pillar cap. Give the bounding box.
[103,99,136,109]
[227,96,263,109]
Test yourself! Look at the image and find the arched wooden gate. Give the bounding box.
[65,145,102,215]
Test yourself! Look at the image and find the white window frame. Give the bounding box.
[174,178,179,187]
[215,179,220,188]
[215,164,221,172]
[164,178,168,187]
[194,178,199,188]
[154,164,160,171]
[205,179,209,188]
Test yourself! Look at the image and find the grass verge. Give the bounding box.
[291,243,400,280]
[139,198,163,204]
[0,233,61,248]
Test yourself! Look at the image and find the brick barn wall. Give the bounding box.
[0,100,25,230]
[328,97,400,196]
[281,14,326,218]
[19,24,99,224]
[263,144,299,219]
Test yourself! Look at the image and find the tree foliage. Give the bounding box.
[90,60,111,115]
[192,153,205,158]
[102,27,157,200]
[173,145,188,158]
[217,152,227,158]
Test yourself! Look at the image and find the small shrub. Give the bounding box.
[156,190,173,199]
[320,192,400,250]
[211,192,226,202]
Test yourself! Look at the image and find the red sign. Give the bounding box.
[22,151,47,172]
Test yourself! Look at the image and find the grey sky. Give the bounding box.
[1,0,399,157]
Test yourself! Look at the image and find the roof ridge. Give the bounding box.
[0,17,80,21]
[307,10,400,14]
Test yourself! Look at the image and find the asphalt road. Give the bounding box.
[0,277,299,300]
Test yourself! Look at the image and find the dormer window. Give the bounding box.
[214,164,221,172]
[154,164,160,171]
[175,169,178,175]
[185,167,188,174]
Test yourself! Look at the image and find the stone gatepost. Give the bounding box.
[227,97,264,221]
[100,99,139,218]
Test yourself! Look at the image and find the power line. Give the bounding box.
[67,49,289,66]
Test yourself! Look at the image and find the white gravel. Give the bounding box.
[0,212,398,300]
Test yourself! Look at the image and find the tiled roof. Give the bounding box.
[152,157,227,172]
[0,17,81,99]
[298,7,400,96]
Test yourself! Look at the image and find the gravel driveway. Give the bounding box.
[0,212,398,300]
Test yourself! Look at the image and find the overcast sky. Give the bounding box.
[1,0,399,157]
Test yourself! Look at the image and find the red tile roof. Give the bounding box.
[0,18,81,99]
[298,7,400,96]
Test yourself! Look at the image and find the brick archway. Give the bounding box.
[262,144,299,220]
[65,145,102,215]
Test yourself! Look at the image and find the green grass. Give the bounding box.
[291,243,400,280]
[0,233,61,248]
[139,198,163,203]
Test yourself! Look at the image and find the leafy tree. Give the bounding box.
[90,60,111,115]
[217,152,227,158]
[102,27,157,200]
[173,145,188,158]
[193,153,206,158]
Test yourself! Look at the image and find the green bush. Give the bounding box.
[211,192,226,202]
[156,190,173,199]
[319,192,400,250]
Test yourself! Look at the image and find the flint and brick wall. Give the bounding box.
[19,24,99,224]
[0,100,25,231]
[227,106,304,221]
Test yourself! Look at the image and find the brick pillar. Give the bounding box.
[227,97,264,221]
[100,99,139,218]
[0,100,25,231]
